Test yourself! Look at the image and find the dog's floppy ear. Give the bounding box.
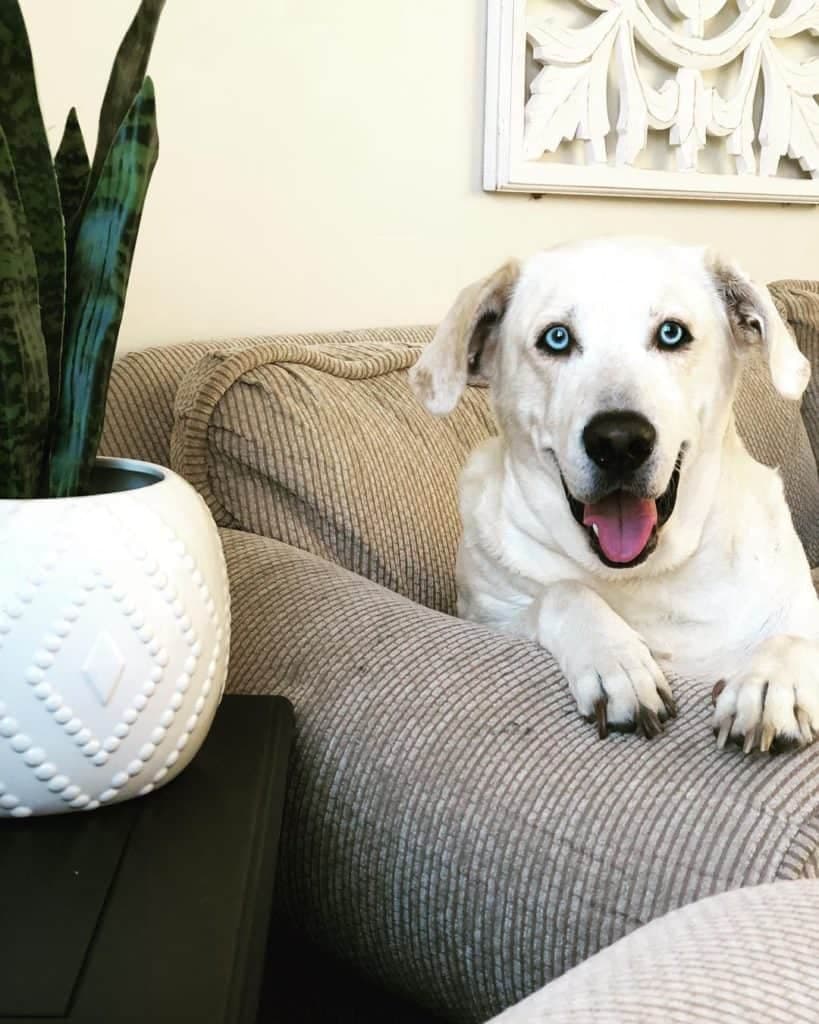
[409,260,520,415]
[707,251,809,401]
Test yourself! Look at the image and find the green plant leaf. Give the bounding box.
[69,0,165,249]
[55,108,90,233]
[0,0,66,464]
[49,77,159,498]
[0,123,50,499]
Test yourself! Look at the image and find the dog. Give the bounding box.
[409,237,819,753]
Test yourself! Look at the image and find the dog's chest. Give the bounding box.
[598,572,773,679]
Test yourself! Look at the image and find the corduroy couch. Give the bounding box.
[100,280,819,1024]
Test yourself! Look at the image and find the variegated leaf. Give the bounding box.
[55,108,90,233]
[69,0,165,249]
[0,0,66,458]
[49,78,159,497]
[0,123,49,498]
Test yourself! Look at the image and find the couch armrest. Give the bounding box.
[100,343,222,466]
[100,341,248,466]
[489,880,819,1023]
[220,528,819,1023]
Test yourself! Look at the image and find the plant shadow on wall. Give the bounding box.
[0,0,163,500]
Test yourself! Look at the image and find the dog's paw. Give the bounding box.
[563,629,676,740]
[712,635,819,754]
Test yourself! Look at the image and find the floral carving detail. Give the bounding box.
[524,0,819,177]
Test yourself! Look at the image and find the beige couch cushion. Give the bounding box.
[221,527,819,1023]
[171,327,495,614]
[170,320,819,610]
[488,881,819,1024]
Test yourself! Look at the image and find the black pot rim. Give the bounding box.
[1,457,167,502]
[87,457,166,497]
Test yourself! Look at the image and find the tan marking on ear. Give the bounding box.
[707,250,810,402]
[409,260,520,416]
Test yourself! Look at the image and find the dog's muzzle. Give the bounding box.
[561,450,683,569]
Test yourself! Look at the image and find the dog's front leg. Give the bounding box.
[525,581,676,739]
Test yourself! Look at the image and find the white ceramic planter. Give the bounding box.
[0,457,230,817]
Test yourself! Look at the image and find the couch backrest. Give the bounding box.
[101,340,238,467]
[168,328,495,614]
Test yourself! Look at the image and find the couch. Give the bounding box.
[100,281,819,1024]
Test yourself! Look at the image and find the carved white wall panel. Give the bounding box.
[484,0,819,202]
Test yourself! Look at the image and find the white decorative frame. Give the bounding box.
[484,0,819,202]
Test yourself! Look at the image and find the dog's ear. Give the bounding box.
[707,251,809,401]
[409,260,520,415]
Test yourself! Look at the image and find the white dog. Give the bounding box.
[410,237,819,753]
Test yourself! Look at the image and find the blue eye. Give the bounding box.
[657,320,690,348]
[538,324,572,354]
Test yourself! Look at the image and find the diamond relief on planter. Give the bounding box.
[1,487,228,817]
[81,633,125,706]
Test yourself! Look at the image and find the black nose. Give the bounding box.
[582,411,656,475]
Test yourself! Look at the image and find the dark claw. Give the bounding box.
[638,705,663,739]
[594,698,608,740]
[711,680,726,706]
[660,691,678,719]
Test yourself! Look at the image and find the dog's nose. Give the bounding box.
[583,411,656,475]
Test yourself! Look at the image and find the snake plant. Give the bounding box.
[0,0,163,498]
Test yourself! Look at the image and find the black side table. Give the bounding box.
[0,695,293,1024]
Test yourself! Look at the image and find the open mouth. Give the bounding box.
[562,452,683,569]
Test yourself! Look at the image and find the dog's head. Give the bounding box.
[410,238,809,572]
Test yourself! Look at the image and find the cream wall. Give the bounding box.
[21,0,819,354]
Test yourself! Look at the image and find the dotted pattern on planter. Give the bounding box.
[0,525,67,653]
[0,520,95,811]
[95,499,226,803]
[0,703,32,817]
[5,564,172,809]
[0,489,228,816]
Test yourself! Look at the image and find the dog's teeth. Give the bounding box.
[591,524,599,537]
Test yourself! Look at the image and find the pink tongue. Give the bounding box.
[583,492,658,564]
